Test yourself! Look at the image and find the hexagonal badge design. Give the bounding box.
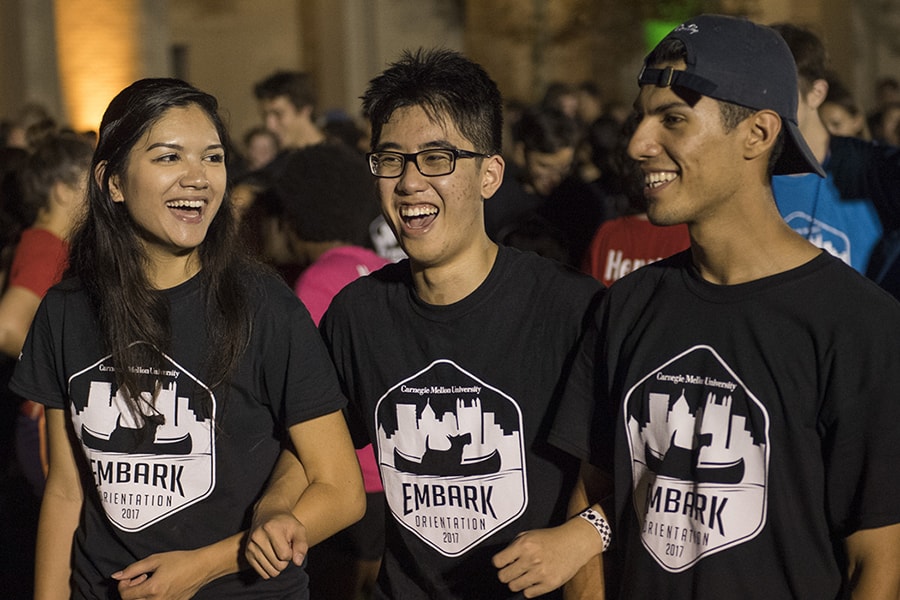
[376,360,527,557]
[624,345,770,572]
[67,343,215,532]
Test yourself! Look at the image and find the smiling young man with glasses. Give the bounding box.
[246,48,607,599]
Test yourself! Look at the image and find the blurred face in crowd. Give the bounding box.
[259,95,306,148]
[523,146,575,197]
[245,130,279,170]
[819,102,865,139]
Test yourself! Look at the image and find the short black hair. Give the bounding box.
[513,107,582,153]
[769,23,827,94]
[253,71,317,110]
[361,48,503,155]
[272,143,379,246]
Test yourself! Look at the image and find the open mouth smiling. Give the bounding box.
[400,204,439,229]
[645,171,678,189]
[166,198,206,219]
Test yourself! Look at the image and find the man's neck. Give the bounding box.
[287,122,326,149]
[688,190,821,285]
[411,241,499,306]
[798,108,831,165]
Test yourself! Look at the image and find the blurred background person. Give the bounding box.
[581,114,689,286]
[241,125,279,172]
[866,76,900,142]
[819,72,871,139]
[0,131,93,600]
[268,142,386,600]
[254,70,326,150]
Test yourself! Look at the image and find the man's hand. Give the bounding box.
[245,510,309,579]
[492,517,603,598]
[112,550,211,600]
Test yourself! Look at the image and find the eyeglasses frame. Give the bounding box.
[366,147,492,178]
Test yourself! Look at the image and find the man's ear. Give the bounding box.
[96,161,124,203]
[480,154,505,200]
[744,109,782,164]
[299,104,315,122]
[804,78,829,110]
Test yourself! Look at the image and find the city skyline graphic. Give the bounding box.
[376,359,528,557]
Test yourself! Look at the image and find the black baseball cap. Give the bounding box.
[638,14,825,177]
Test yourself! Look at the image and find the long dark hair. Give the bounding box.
[68,78,251,410]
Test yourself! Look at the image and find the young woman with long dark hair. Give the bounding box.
[11,78,364,600]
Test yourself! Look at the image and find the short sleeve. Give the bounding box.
[257,281,347,428]
[818,303,900,534]
[549,298,616,472]
[9,291,68,408]
[8,229,68,298]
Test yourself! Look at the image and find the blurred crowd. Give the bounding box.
[2,32,900,598]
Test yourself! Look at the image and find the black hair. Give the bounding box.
[513,106,582,153]
[769,23,827,95]
[361,48,503,155]
[272,143,379,246]
[19,132,93,222]
[253,71,317,111]
[68,77,252,414]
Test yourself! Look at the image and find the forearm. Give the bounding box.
[0,325,26,358]
[563,504,607,598]
[564,462,613,599]
[36,409,83,600]
[191,532,246,583]
[288,411,366,547]
[34,486,81,599]
[254,448,311,520]
[292,472,365,547]
[847,523,900,600]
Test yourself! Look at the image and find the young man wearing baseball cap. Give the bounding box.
[551,14,900,598]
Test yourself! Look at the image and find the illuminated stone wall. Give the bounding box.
[53,0,142,132]
[2,0,900,137]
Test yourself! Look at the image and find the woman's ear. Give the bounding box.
[96,161,124,203]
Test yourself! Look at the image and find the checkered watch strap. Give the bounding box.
[578,508,612,552]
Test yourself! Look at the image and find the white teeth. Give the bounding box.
[400,205,438,217]
[645,172,677,188]
[166,199,204,209]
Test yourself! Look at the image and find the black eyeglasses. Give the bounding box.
[366,148,491,178]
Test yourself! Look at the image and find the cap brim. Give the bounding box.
[775,120,825,177]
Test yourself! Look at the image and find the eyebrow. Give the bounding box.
[146,142,225,152]
[373,139,457,152]
[634,99,691,115]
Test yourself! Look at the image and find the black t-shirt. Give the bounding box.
[321,245,603,599]
[552,250,900,599]
[11,270,346,599]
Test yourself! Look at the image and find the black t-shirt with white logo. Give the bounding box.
[321,246,602,599]
[12,271,345,599]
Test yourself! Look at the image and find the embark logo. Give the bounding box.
[376,360,527,557]
[67,344,215,532]
[624,346,770,572]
